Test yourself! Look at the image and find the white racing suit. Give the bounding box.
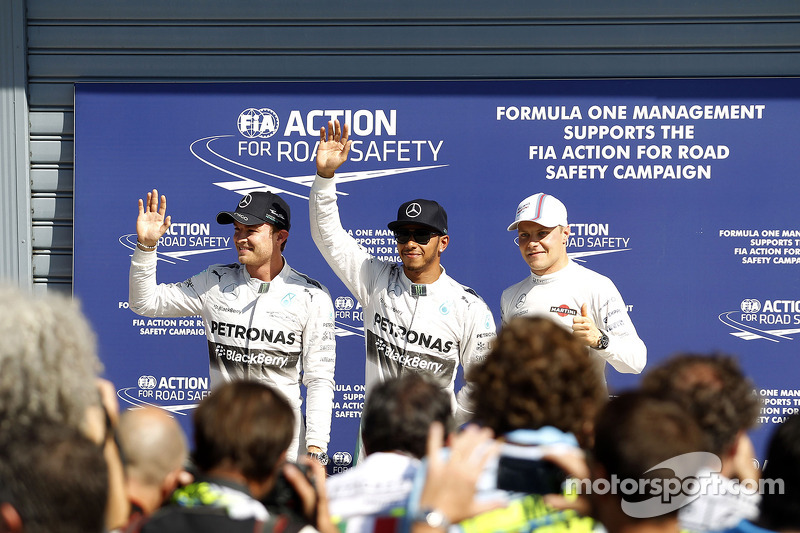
[309,175,496,425]
[129,248,336,460]
[501,259,646,378]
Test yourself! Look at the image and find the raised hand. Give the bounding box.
[418,423,501,527]
[541,449,591,516]
[316,119,352,178]
[136,189,171,248]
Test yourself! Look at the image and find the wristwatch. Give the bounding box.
[307,451,329,466]
[596,331,609,350]
[414,508,451,530]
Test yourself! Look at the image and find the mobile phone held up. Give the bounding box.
[496,455,567,495]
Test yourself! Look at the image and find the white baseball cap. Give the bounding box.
[507,193,568,231]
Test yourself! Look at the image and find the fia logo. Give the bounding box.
[333,451,353,466]
[138,375,157,390]
[237,108,279,139]
[741,299,761,313]
[335,296,355,311]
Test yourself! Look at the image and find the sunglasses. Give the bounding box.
[394,228,440,245]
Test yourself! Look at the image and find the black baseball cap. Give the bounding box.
[216,191,291,230]
[387,199,448,235]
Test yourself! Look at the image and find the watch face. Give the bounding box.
[310,452,329,465]
[598,332,609,349]
[425,511,448,529]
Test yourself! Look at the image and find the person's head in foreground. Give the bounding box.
[468,315,606,447]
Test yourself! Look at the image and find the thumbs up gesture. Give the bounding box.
[572,303,602,348]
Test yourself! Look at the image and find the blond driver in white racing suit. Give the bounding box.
[502,192,646,381]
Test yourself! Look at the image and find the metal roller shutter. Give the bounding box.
[15,0,800,291]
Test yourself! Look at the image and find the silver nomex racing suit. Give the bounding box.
[501,259,646,380]
[309,175,496,424]
[129,247,336,460]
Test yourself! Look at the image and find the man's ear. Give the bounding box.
[162,468,189,500]
[438,235,449,253]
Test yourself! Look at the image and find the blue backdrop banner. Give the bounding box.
[74,79,800,471]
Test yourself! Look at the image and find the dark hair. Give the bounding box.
[640,352,760,454]
[592,391,705,516]
[193,380,294,482]
[759,413,800,530]
[0,423,108,533]
[266,223,288,252]
[468,316,605,445]
[362,374,453,458]
[273,224,287,252]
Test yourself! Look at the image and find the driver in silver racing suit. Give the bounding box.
[310,120,496,427]
[129,189,335,462]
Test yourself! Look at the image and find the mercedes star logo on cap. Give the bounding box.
[405,203,422,217]
[239,195,252,208]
